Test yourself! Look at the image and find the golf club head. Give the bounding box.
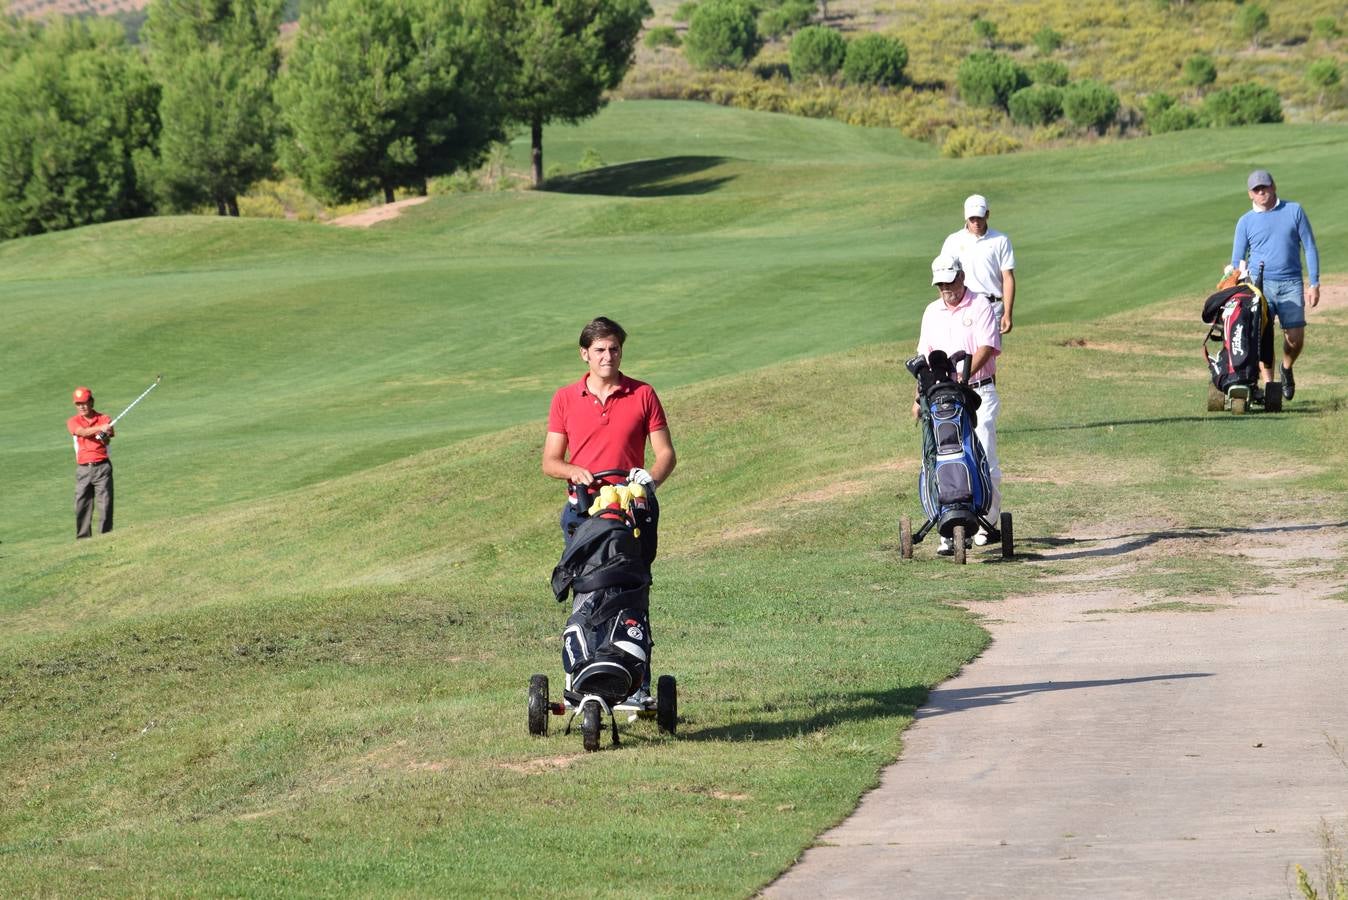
[904,354,929,378]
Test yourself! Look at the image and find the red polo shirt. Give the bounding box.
[547,373,668,474]
[67,413,112,464]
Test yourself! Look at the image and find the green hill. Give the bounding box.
[1,101,1346,895]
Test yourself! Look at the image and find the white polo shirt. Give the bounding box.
[940,227,1016,299]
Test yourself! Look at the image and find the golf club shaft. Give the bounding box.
[109,375,162,426]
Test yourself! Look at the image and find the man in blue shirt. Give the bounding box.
[1231,169,1320,400]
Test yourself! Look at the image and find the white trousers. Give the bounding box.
[972,382,1001,524]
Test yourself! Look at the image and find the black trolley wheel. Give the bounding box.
[1000,511,1014,560]
[1264,384,1282,412]
[581,701,602,752]
[952,524,967,565]
[528,674,549,736]
[899,515,913,560]
[657,674,678,735]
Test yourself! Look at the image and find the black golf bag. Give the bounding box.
[550,498,658,705]
[906,350,993,539]
[1202,278,1272,393]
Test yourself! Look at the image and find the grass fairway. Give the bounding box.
[2,101,1347,896]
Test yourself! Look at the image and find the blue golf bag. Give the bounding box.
[905,350,995,541]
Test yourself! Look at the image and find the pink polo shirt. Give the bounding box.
[916,288,1000,383]
[547,373,668,474]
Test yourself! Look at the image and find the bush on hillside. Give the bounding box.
[942,126,1020,158]
[1062,79,1119,133]
[1306,58,1341,94]
[1182,54,1216,90]
[1033,26,1062,55]
[1203,82,1282,126]
[685,0,761,70]
[673,1,698,23]
[1312,17,1341,42]
[842,33,908,87]
[1235,3,1268,49]
[758,2,813,40]
[1148,101,1203,134]
[972,18,997,48]
[645,25,681,48]
[1030,59,1068,86]
[957,50,1028,110]
[789,25,845,81]
[1008,84,1063,126]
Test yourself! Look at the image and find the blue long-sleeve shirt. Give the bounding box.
[1231,199,1319,285]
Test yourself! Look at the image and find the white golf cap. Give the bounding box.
[931,254,962,285]
[963,194,989,218]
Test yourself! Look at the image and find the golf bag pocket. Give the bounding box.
[935,461,973,506]
[563,602,651,702]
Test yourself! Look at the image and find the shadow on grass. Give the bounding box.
[1023,520,1348,561]
[1007,399,1341,433]
[681,684,928,743]
[919,672,1213,718]
[542,156,733,197]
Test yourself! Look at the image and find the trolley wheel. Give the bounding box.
[899,515,913,560]
[1264,384,1282,412]
[1000,511,1014,560]
[1206,383,1224,412]
[1230,396,1247,415]
[657,674,678,735]
[952,524,967,565]
[581,701,601,752]
[528,674,549,736]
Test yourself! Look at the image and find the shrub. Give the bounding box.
[1008,84,1063,126]
[1033,26,1062,55]
[673,1,698,23]
[578,148,606,171]
[644,26,681,49]
[685,0,761,70]
[1312,17,1341,42]
[1236,3,1268,48]
[842,33,908,87]
[942,126,1020,158]
[956,50,1028,109]
[1183,54,1216,90]
[1030,59,1068,86]
[972,18,997,48]
[1062,79,1119,133]
[1143,91,1175,120]
[1149,103,1203,134]
[789,25,845,81]
[1203,82,1282,126]
[758,1,813,41]
[1306,59,1341,91]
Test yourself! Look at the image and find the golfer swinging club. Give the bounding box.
[68,386,115,539]
[542,316,676,706]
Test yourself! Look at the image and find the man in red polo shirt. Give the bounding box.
[67,386,115,539]
[542,316,677,542]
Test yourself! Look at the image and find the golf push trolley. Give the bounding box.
[528,470,677,751]
[1203,263,1282,416]
[899,350,1013,565]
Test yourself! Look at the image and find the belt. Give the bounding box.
[987,296,1002,301]
[969,376,996,389]
[77,460,109,466]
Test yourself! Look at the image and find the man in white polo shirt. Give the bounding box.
[940,193,1017,335]
[913,255,1002,552]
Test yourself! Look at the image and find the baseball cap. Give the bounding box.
[72,386,93,403]
[1247,169,1273,190]
[963,194,989,218]
[931,254,963,285]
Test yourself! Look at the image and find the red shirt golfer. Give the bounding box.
[67,386,115,538]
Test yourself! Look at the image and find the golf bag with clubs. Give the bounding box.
[550,484,659,707]
[903,350,1002,556]
[1202,263,1278,413]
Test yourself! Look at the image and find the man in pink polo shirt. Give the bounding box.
[913,255,1003,552]
[67,386,115,539]
[542,316,677,543]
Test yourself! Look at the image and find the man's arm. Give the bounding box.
[999,268,1016,334]
[647,428,676,486]
[1231,216,1249,271]
[541,431,592,486]
[968,345,996,379]
[1298,207,1320,307]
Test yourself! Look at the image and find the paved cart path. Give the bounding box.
[767,521,1348,900]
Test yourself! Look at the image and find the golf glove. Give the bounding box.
[628,467,655,487]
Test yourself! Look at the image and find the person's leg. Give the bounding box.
[74,466,94,539]
[1266,280,1307,398]
[973,384,1001,526]
[93,462,114,533]
[1283,327,1305,368]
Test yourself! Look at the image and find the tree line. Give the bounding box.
[0,0,649,241]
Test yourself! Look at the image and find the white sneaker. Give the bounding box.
[973,529,990,546]
[937,537,954,556]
